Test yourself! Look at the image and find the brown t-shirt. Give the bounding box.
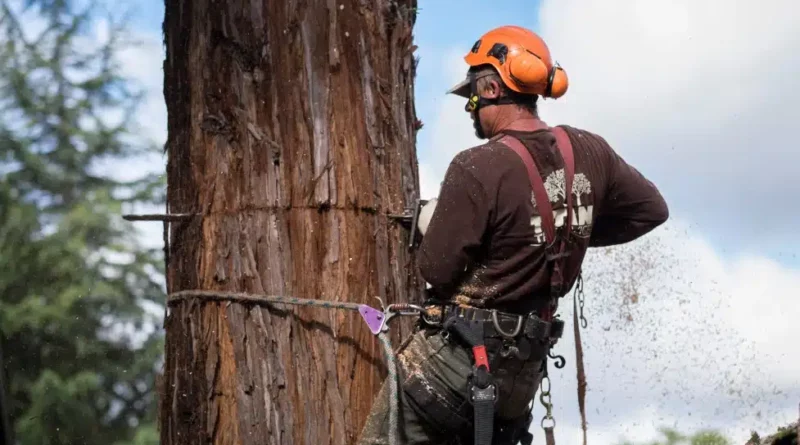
[417,125,669,315]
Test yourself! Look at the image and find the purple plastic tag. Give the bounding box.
[358,304,385,335]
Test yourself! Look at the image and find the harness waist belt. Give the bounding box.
[436,305,564,341]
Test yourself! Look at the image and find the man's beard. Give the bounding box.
[473,114,486,139]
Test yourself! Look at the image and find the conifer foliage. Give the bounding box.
[0,0,164,443]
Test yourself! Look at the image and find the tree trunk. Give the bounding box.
[159,1,421,444]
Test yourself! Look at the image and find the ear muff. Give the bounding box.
[507,50,568,98]
[507,50,549,90]
[546,65,568,98]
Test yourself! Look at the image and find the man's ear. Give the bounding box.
[482,79,502,99]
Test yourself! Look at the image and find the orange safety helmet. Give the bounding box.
[448,26,568,101]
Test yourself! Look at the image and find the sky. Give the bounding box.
[59,0,800,443]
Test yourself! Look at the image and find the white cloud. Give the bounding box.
[418,161,441,199]
[535,0,800,253]
[116,29,168,149]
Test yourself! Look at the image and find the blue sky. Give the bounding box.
[97,1,800,442]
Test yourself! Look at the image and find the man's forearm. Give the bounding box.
[589,193,669,246]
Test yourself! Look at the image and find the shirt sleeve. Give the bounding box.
[417,159,490,290]
[589,140,669,247]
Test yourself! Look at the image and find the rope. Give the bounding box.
[573,278,588,445]
[168,289,364,311]
[378,332,399,445]
[167,289,403,445]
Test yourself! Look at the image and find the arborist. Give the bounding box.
[358,25,668,445]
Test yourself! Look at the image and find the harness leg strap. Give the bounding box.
[443,316,497,445]
[471,376,495,445]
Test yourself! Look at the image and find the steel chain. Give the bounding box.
[539,375,556,428]
[576,271,588,329]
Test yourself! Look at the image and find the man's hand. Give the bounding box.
[417,198,438,236]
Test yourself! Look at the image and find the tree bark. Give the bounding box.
[159,1,421,444]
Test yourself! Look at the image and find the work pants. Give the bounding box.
[357,326,545,445]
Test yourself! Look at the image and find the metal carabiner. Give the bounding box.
[386,303,425,316]
[379,300,426,332]
[491,309,524,338]
[547,349,566,369]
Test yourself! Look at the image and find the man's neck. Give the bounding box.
[502,117,547,132]
[492,115,547,135]
[486,104,544,133]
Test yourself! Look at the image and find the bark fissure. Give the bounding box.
[161,0,420,443]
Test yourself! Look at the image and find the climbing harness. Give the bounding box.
[497,125,589,445]
[421,301,564,445]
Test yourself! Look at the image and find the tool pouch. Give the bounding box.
[399,332,472,433]
[402,373,471,431]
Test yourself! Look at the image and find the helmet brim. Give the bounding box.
[446,78,471,98]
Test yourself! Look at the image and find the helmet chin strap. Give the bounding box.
[467,71,516,139]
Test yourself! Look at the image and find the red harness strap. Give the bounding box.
[497,125,588,445]
[472,345,490,371]
[497,125,575,307]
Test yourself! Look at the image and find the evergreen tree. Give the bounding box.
[617,427,730,445]
[0,0,165,443]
